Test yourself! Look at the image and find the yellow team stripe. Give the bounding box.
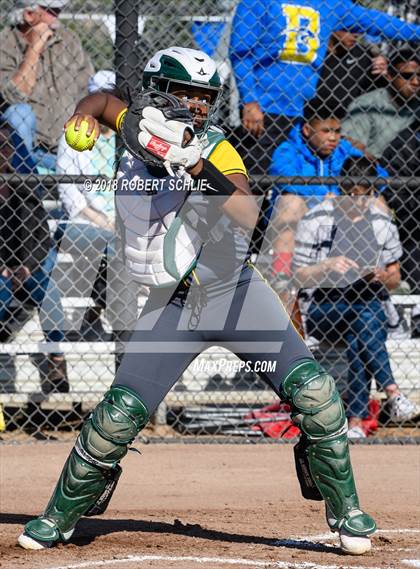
[0,404,5,432]
[208,140,248,178]
[115,108,128,134]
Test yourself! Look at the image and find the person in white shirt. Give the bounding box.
[55,70,137,341]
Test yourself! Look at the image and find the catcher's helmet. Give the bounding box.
[142,46,222,133]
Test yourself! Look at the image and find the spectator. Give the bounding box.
[229,0,419,174]
[57,71,142,347]
[55,70,116,340]
[293,156,420,438]
[268,99,386,290]
[342,45,419,157]
[0,119,68,393]
[382,113,420,337]
[0,0,93,172]
[316,31,388,116]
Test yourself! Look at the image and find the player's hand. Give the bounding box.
[64,113,100,142]
[323,256,359,275]
[138,106,202,173]
[26,22,54,54]
[242,102,264,137]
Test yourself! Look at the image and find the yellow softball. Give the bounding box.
[65,119,96,152]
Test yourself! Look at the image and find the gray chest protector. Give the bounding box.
[115,152,227,287]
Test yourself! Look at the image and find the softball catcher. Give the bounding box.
[18,47,376,555]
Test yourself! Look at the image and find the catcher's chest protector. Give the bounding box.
[115,155,203,287]
[115,129,225,288]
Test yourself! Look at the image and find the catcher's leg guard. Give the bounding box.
[18,386,148,550]
[281,359,376,553]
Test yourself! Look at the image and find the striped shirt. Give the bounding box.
[293,198,403,301]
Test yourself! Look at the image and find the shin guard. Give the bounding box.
[282,359,376,536]
[38,386,148,536]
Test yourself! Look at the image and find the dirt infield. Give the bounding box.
[1,443,419,569]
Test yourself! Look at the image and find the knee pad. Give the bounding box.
[281,359,346,441]
[76,385,149,469]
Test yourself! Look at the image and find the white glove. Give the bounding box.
[138,107,202,174]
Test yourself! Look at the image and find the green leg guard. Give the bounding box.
[20,386,148,548]
[281,359,376,538]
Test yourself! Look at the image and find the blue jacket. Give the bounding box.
[269,125,387,209]
[230,0,419,116]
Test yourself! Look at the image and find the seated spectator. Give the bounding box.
[268,99,386,291]
[0,0,93,171]
[0,118,68,393]
[382,112,420,337]
[55,70,116,341]
[342,45,419,158]
[293,156,420,438]
[317,31,388,116]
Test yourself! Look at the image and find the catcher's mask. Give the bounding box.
[121,89,194,167]
[154,79,220,133]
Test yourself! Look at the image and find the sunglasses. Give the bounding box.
[398,71,420,81]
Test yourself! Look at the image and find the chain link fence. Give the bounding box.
[0,0,418,442]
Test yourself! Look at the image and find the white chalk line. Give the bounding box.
[45,528,420,569]
[47,555,384,569]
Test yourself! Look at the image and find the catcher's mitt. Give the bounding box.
[121,89,196,168]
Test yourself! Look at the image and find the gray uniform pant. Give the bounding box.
[113,266,313,414]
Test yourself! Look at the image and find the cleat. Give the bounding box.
[326,507,376,555]
[17,518,74,550]
[18,533,53,550]
[339,528,372,555]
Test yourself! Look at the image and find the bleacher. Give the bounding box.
[1,275,418,418]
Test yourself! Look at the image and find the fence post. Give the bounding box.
[115,0,140,97]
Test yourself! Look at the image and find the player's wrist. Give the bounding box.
[186,158,203,176]
[189,158,236,197]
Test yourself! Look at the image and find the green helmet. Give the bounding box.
[143,46,222,132]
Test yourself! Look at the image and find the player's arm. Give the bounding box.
[222,172,259,229]
[188,141,259,229]
[64,93,127,143]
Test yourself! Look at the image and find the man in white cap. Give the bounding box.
[0,1,93,171]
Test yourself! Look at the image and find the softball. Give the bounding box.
[65,119,96,152]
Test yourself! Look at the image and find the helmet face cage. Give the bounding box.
[148,76,221,134]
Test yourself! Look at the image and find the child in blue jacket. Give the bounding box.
[268,99,387,282]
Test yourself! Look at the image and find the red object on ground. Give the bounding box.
[245,401,300,439]
[246,398,380,439]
